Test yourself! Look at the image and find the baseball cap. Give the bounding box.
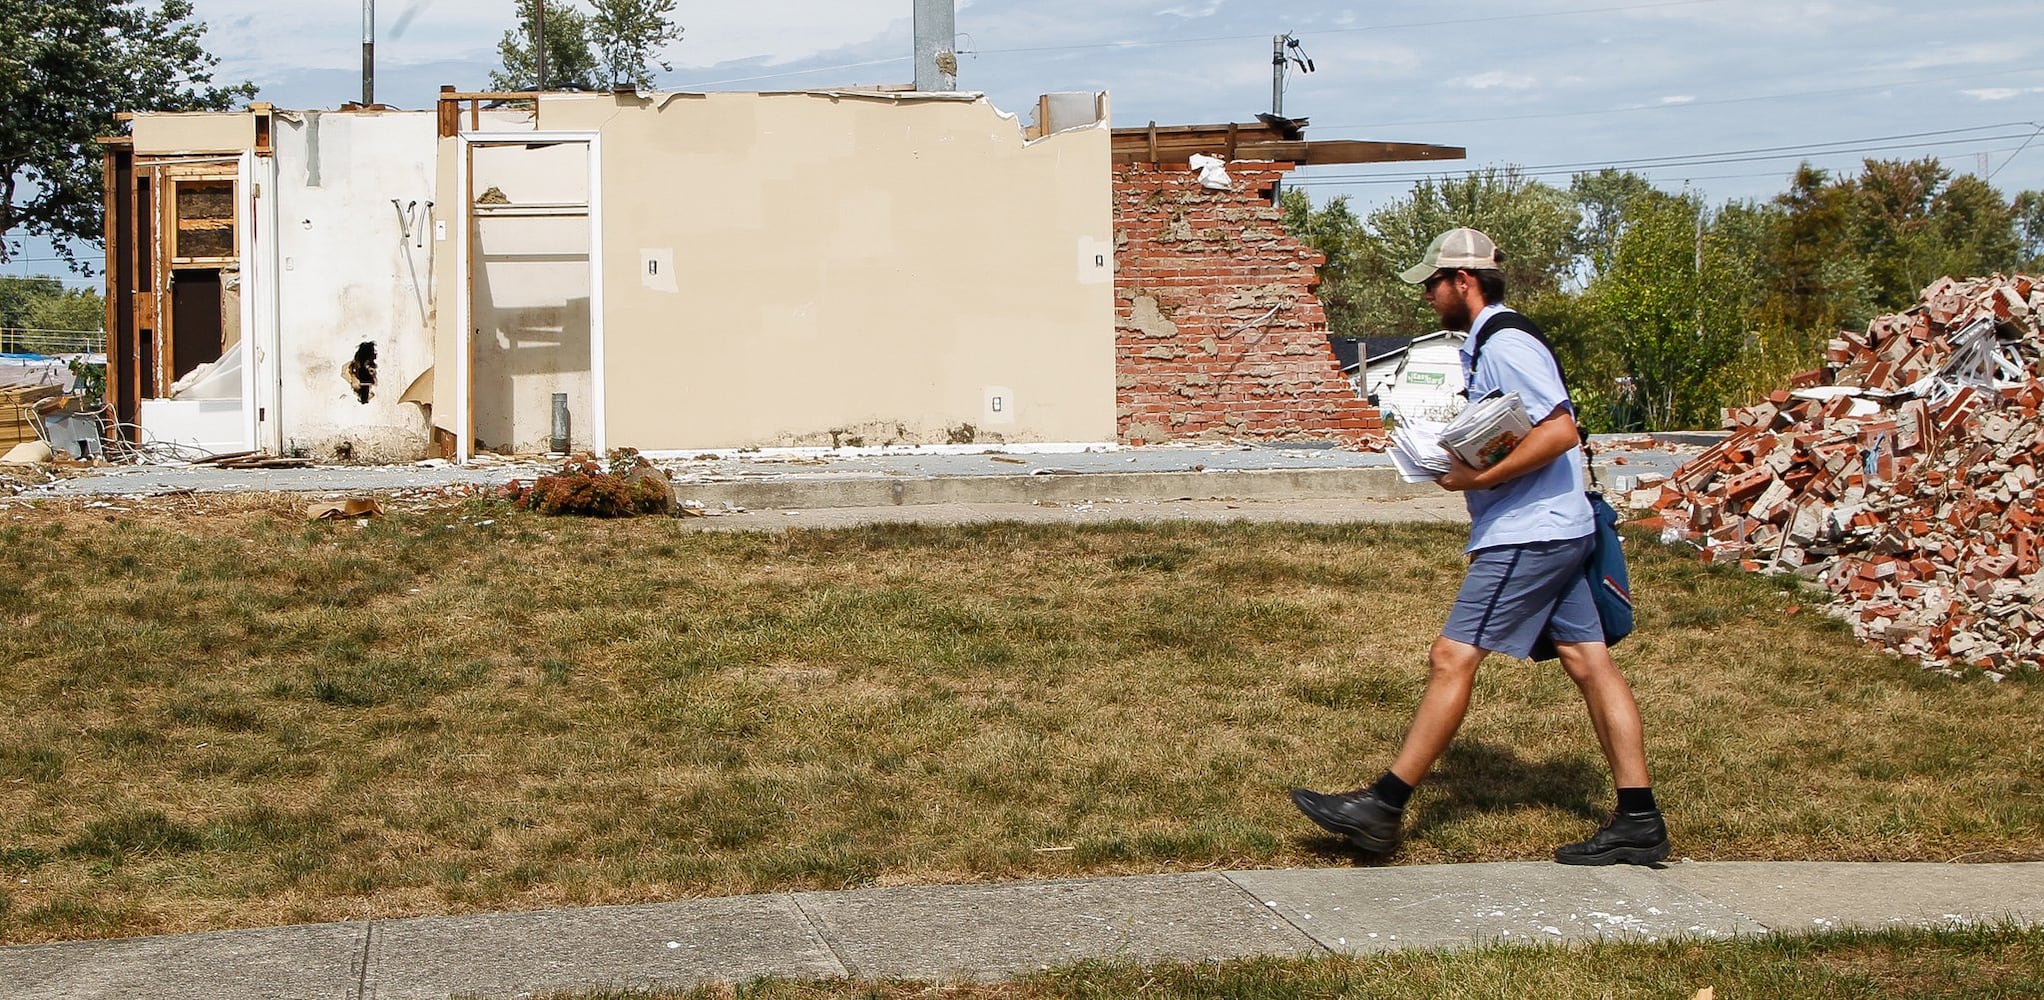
[1399,228,1504,283]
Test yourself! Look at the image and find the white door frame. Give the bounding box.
[452,130,605,463]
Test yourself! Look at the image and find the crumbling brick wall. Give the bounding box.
[1113,161,1385,448]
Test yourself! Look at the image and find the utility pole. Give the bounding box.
[1270,33,1313,199]
[362,0,375,106]
[535,0,547,91]
[1271,34,1285,117]
[1271,32,1313,117]
[914,0,957,92]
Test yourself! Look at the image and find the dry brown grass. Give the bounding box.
[0,493,2038,944]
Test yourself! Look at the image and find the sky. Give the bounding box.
[13,0,2044,286]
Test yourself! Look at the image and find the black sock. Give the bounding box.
[1617,786,1658,813]
[1369,772,1414,810]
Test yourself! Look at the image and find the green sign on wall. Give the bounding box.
[1405,370,1446,386]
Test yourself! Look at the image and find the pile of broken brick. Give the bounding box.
[1633,274,2044,677]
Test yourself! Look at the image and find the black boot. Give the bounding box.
[1289,787,1403,853]
[1554,809,1670,866]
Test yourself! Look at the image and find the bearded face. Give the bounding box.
[1423,270,1476,332]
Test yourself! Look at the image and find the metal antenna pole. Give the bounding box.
[1272,34,1285,116]
[362,0,375,105]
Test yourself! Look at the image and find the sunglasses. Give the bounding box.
[1423,270,1460,293]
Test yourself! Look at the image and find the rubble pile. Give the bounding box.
[1640,274,2044,675]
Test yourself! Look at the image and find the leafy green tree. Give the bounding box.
[21,286,103,355]
[490,0,600,91]
[1279,189,1373,338]
[1569,168,1655,282]
[590,0,682,90]
[1580,190,1746,431]
[2016,190,2044,271]
[0,275,62,336]
[0,0,253,270]
[1757,163,1870,341]
[1928,174,2021,281]
[1354,168,1582,338]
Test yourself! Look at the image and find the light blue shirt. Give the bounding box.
[1459,304,1593,552]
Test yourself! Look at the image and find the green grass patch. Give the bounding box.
[551,924,2044,999]
[0,495,2038,944]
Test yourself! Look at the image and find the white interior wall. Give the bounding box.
[271,111,439,460]
[468,142,595,454]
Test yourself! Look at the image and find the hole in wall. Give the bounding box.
[344,342,378,403]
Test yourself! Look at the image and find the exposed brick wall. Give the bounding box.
[1113,161,1385,449]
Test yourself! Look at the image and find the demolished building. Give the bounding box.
[99,92,1458,462]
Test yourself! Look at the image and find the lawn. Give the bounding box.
[0,493,2038,943]
[556,924,2044,1000]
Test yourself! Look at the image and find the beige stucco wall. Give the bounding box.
[524,90,1117,450]
[130,113,256,154]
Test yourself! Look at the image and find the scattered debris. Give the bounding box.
[2,440,53,465]
[306,497,385,520]
[1647,274,2044,674]
[196,451,314,470]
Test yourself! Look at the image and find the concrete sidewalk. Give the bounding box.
[5,861,2040,999]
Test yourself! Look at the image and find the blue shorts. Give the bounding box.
[1442,535,1602,659]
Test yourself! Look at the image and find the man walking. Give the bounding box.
[1290,228,1668,866]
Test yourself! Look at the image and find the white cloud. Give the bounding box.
[1157,1,1225,18]
[1660,95,1695,105]
[1962,87,2044,101]
[1464,71,1537,91]
[1901,41,2037,70]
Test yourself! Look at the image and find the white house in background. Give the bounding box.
[1363,330,1467,422]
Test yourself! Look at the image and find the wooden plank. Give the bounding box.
[1240,140,1466,166]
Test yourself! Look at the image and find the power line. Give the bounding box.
[1294,130,2039,186]
[1315,66,2044,132]
[969,0,1732,56]
[1988,124,2044,181]
[671,0,1731,89]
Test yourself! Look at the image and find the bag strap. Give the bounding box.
[1470,310,1569,388]
[1468,310,1599,486]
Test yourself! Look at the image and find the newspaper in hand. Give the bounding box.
[1386,392,1533,483]
[1386,409,1453,483]
[1438,390,1532,471]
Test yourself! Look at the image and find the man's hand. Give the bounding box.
[1435,409,1583,493]
[1437,456,1483,492]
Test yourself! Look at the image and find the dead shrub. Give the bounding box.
[502,449,672,518]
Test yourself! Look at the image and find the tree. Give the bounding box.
[0,0,253,271]
[1279,189,1373,338]
[1353,168,1582,338]
[0,275,62,336]
[590,0,682,90]
[490,0,600,91]
[21,286,102,355]
[1583,190,1744,431]
[1569,168,1656,283]
[2017,190,2044,272]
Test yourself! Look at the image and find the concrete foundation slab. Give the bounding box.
[1656,861,2044,932]
[1227,863,1758,953]
[793,873,1322,981]
[360,895,842,999]
[0,921,367,1000]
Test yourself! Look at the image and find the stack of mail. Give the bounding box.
[1388,391,1533,483]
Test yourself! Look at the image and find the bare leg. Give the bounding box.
[1552,640,1650,788]
[1387,636,1486,785]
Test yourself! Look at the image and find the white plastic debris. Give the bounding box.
[1188,153,1233,191]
